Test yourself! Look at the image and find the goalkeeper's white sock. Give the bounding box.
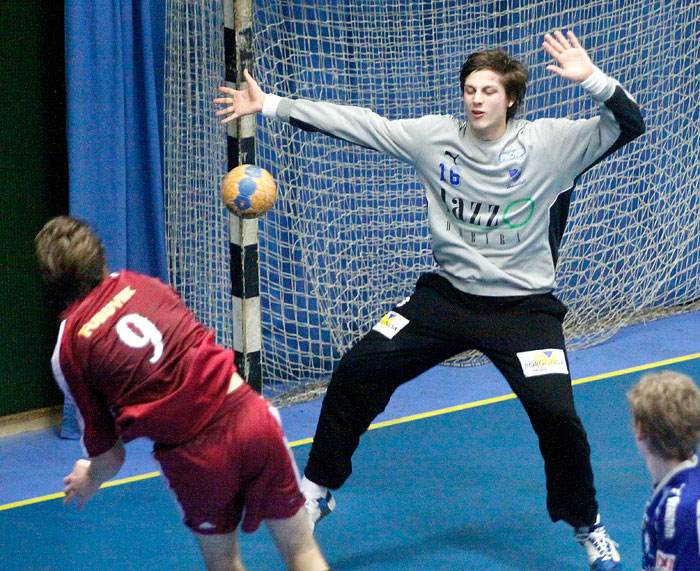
[300,476,328,501]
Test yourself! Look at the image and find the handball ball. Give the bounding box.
[221,164,277,218]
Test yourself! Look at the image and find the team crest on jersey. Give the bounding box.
[506,167,526,189]
[516,349,568,377]
[372,311,409,339]
[655,550,676,570]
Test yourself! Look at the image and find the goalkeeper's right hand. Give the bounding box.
[214,68,267,124]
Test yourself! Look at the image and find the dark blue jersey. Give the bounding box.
[642,455,700,571]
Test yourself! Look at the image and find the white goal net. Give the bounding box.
[164,1,232,348]
[165,0,700,404]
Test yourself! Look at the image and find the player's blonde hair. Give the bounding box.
[627,370,700,461]
[35,216,108,305]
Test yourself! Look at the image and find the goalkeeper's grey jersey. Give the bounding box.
[272,74,644,297]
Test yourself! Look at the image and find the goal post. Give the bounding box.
[165,0,700,405]
[225,0,263,392]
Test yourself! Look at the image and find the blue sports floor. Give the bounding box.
[2,311,700,570]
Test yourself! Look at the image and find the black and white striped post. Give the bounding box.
[224,0,262,393]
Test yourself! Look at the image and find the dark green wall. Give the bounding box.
[1,1,69,416]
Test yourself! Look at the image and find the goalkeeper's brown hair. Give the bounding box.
[460,49,529,121]
[627,371,700,461]
[35,216,109,305]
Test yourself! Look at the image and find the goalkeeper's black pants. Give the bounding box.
[304,272,598,528]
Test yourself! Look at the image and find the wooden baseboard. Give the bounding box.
[0,406,63,438]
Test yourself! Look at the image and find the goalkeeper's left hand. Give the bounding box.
[542,30,594,83]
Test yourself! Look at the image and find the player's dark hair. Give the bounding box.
[460,49,529,121]
[35,216,108,306]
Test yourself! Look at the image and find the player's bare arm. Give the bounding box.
[214,68,267,124]
[542,30,594,83]
[63,439,126,509]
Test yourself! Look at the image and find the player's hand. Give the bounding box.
[214,68,267,124]
[63,459,102,510]
[542,31,594,83]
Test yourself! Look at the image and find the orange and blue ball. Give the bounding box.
[221,164,277,218]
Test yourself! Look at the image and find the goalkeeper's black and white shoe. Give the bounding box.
[304,490,335,532]
[574,516,621,570]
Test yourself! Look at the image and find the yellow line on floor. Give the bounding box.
[571,352,700,385]
[0,471,162,512]
[3,352,699,512]
[290,392,520,447]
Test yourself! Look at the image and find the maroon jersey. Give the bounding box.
[51,271,235,456]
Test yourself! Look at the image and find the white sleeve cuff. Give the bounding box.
[580,66,608,97]
[262,93,282,118]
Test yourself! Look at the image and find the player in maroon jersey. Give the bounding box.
[36,216,329,571]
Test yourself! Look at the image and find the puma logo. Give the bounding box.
[444,151,460,164]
